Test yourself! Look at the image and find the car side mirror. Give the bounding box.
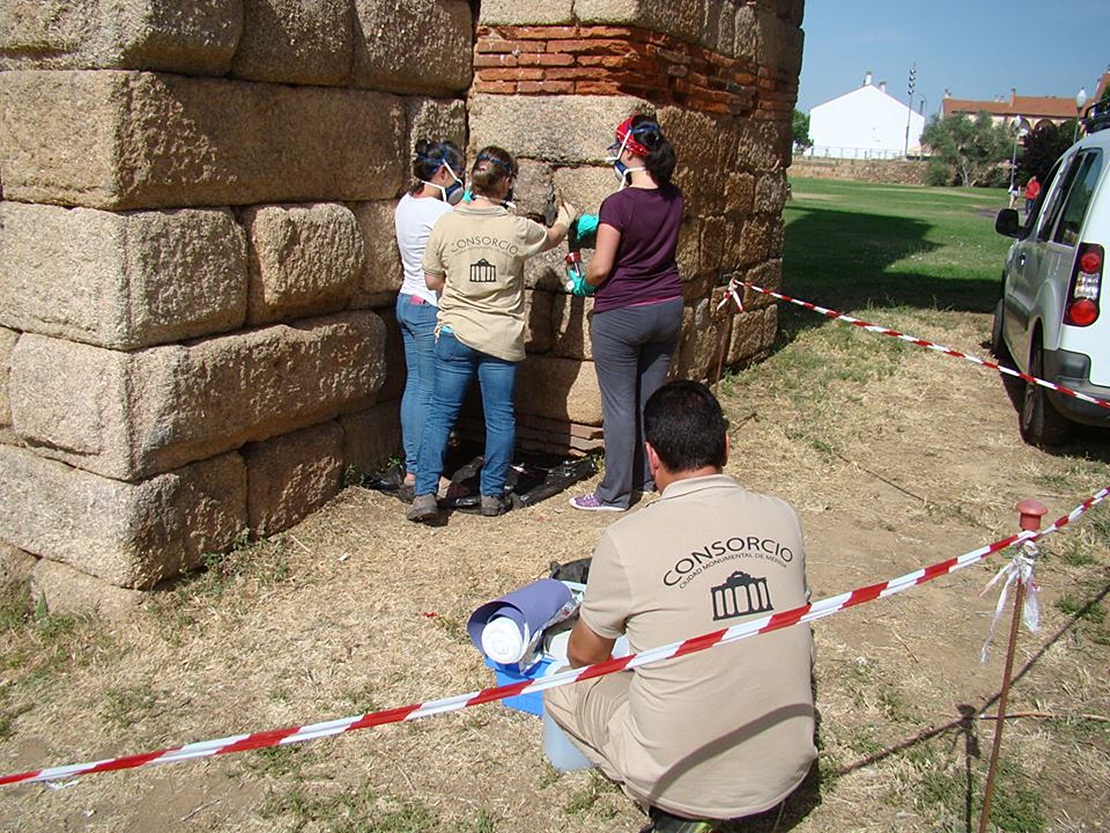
[995,208,1022,238]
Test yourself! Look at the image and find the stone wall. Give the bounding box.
[0,0,804,605]
[0,0,471,608]
[790,156,927,185]
[472,1,803,454]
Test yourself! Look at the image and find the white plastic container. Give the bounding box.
[540,631,592,772]
[542,706,592,772]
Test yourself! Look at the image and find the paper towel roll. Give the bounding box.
[481,616,532,664]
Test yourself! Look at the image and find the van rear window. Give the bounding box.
[1054,151,1103,246]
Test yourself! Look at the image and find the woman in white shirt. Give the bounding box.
[394,140,465,499]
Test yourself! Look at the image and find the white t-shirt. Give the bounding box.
[394,192,453,305]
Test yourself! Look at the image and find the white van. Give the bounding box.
[992,99,1110,446]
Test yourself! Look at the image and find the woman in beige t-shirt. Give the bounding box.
[407,146,576,521]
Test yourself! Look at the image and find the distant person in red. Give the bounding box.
[1024,176,1041,215]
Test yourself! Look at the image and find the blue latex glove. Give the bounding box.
[570,214,599,249]
[566,270,596,297]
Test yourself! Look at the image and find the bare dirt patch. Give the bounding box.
[1,309,1108,832]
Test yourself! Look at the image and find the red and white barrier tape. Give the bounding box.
[720,280,1110,412]
[2,486,1107,788]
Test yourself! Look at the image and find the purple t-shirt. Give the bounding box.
[594,183,684,314]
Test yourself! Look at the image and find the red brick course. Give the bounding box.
[473,24,796,120]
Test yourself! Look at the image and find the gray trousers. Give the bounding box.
[590,298,683,508]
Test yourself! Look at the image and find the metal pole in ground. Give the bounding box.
[977,499,1046,833]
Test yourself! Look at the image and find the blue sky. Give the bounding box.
[796,2,1109,119]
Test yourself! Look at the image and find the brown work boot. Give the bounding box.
[406,493,438,523]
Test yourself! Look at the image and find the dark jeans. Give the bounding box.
[415,330,518,499]
[590,298,683,508]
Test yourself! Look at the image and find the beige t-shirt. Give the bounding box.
[422,204,549,362]
[578,474,816,819]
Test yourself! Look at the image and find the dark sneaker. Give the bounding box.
[480,494,510,517]
[406,493,438,523]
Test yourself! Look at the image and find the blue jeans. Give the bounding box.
[590,298,683,508]
[415,330,518,498]
[396,293,440,477]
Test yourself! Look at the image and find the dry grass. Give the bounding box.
[1,306,1108,832]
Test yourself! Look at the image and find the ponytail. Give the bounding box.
[629,115,676,185]
[469,145,517,199]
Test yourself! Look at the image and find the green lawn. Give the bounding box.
[783,177,1016,314]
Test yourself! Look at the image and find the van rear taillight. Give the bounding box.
[1065,243,1103,327]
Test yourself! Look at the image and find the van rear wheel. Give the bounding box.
[1019,344,1071,447]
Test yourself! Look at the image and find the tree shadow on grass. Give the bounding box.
[778,205,1003,347]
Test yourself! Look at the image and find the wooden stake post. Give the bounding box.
[978,499,1046,833]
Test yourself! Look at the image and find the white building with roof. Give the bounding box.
[807,72,926,159]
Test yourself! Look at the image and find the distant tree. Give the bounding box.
[792,109,813,153]
[1020,121,1073,184]
[921,112,1011,187]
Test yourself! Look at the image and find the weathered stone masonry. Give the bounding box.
[0,0,471,611]
[467,4,802,453]
[0,0,804,610]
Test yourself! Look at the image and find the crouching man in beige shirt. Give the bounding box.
[545,381,816,833]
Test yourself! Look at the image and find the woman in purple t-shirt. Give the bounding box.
[569,115,685,512]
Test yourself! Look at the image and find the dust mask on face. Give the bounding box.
[423,163,464,205]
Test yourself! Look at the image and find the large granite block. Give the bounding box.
[230,0,352,85]
[31,557,145,619]
[516,354,602,425]
[552,165,616,220]
[551,293,594,360]
[674,297,727,382]
[244,202,364,325]
[574,0,704,43]
[0,542,35,585]
[352,0,471,94]
[469,94,649,165]
[755,5,803,77]
[524,289,554,354]
[0,445,247,588]
[339,402,401,478]
[755,0,804,27]
[0,202,247,348]
[478,0,573,25]
[657,106,723,213]
[9,312,387,480]
[513,159,554,223]
[0,326,15,430]
[0,70,405,209]
[0,0,243,74]
[732,4,757,62]
[245,421,344,536]
[755,171,790,215]
[406,97,467,161]
[352,200,402,307]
